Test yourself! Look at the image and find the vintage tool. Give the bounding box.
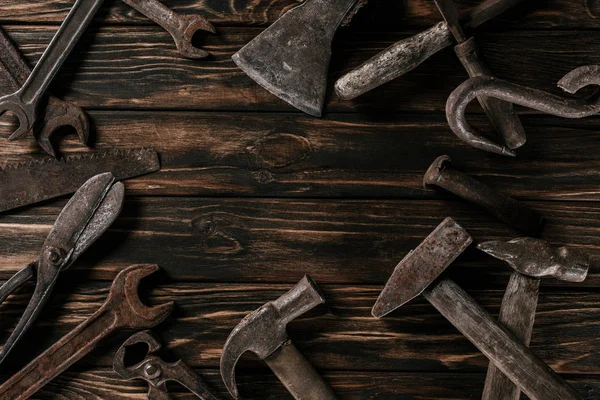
[334,0,525,100]
[0,26,89,157]
[0,264,174,400]
[0,148,159,213]
[372,218,583,400]
[0,172,124,366]
[447,65,600,155]
[0,0,103,140]
[232,0,360,117]
[121,0,215,59]
[114,330,221,400]
[221,275,337,400]
[423,155,543,236]
[478,238,589,400]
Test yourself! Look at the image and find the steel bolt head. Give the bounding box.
[143,362,161,380]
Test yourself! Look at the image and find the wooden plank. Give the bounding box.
[3,112,600,201]
[0,197,599,286]
[0,27,598,112]
[0,282,597,375]
[20,369,600,399]
[0,0,595,30]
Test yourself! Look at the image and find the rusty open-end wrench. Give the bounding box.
[122,0,215,59]
[0,27,89,157]
[0,264,174,400]
[0,0,103,142]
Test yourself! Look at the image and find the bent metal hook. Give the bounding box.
[446,64,600,156]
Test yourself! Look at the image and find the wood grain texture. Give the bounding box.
[0,27,598,113]
[3,112,600,200]
[1,197,600,286]
[0,282,597,375]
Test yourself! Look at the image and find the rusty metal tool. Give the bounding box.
[372,218,583,400]
[0,148,160,213]
[121,0,215,59]
[0,0,103,141]
[478,238,589,400]
[423,155,544,236]
[0,26,89,157]
[114,330,221,400]
[232,0,360,117]
[432,0,524,152]
[221,275,337,400]
[0,172,124,366]
[447,66,600,155]
[0,264,174,400]
[334,0,525,100]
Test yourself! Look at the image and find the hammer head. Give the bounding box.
[372,218,472,318]
[220,275,325,399]
[478,238,589,282]
[232,0,358,117]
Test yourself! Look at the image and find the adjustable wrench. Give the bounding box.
[122,0,215,59]
[0,0,104,141]
[0,264,174,400]
[0,27,89,157]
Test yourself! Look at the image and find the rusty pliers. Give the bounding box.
[0,26,89,157]
[0,172,124,365]
[114,330,221,400]
[446,65,600,156]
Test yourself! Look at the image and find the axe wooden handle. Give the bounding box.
[482,273,540,400]
[424,279,581,400]
[335,22,453,100]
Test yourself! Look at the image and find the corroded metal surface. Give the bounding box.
[0,0,103,142]
[122,0,215,59]
[0,148,160,213]
[0,26,89,157]
[423,155,544,236]
[114,330,221,399]
[220,275,337,400]
[232,0,358,117]
[0,173,124,366]
[446,65,600,155]
[0,264,174,400]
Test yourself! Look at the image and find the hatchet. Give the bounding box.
[232,0,361,117]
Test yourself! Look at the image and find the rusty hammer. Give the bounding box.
[478,238,589,400]
[220,275,337,400]
[372,218,582,400]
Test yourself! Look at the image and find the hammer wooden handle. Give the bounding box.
[335,22,453,100]
[482,273,540,400]
[265,340,338,400]
[424,279,581,400]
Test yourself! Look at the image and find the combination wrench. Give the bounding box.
[0,26,89,157]
[0,0,104,142]
[122,0,215,59]
[0,264,174,400]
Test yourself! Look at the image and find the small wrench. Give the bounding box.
[114,330,221,400]
[0,26,89,157]
[0,0,104,141]
[0,264,174,400]
[122,0,215,59]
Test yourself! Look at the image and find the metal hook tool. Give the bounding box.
[114,330,221,400]
[446,65,600,155]
[0,172,124,365]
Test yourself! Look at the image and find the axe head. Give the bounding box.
[232,0,358,117]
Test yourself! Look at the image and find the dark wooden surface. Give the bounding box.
[0,0,599,398]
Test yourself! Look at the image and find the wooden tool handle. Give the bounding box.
[265,340,338,400]
[423,279,581,400]
[482,273,540,400]
[334,22,453,100]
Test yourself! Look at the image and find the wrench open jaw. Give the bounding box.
[171,14,215,59]
[446,65,600,156]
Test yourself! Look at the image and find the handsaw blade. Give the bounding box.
[0,148,159,213]
[433,0,467,42]
[372,218,472,318]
